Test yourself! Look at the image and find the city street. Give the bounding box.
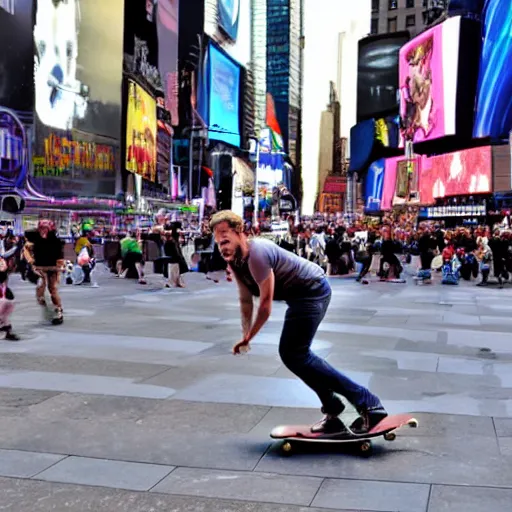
[1,268,512,511]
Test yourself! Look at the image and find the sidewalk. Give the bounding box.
[0,272,511,511]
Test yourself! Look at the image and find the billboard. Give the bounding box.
[364,159,385,211]
[381,157,400,210]
[473,0,512,139]
[399,17,461,145]
[154,0,180,125]
[32,0,123,196]
[198,43,241,148]
[126,80,157,182]
[419,146,492,204]
[357,32,410,122]
[218,0,240,41]
[0,0,34,112]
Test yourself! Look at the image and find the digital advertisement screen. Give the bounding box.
[0,0,34,112]
[381,157,401,210]
[473,0,512,139]
[399,17,461,146]
[218,0,240,41]
[34,0,124,137]
[364,159,385,212]
[357,32,410,122]
[126,81,157,183]
[155,0,179,125]
[419,146,492,204]
[206,43,241,148]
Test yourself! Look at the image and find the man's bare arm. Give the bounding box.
[244,270,274,343]
[232,271,254,337]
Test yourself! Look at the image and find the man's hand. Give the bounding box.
[233,338,250,355]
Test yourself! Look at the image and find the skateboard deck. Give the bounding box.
[270,413,418,456]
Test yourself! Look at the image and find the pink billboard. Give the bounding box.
[420,146,492,203]
[399,17,461,146]
[381,157,401,210]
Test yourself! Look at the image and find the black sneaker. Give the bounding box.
[4,331,20,342]
[311,416,348,435]
[350,406,388,434]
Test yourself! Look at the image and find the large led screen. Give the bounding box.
[357,32,410,122]
[419,146,492,204]
[0,0,34,112]
[473,0,512,139]
[200,44,241,148]
[218,0,240,41]
[399,17,461,146]
[34,0,124,136]
[126,81,157,182]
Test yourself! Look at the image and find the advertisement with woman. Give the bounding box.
[399,17,461,146]
[126,80,157,183]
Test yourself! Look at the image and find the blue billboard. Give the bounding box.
[365,159,385,212]
[473,0,512,139]
[218,0,240,41]
[198,43,241,148]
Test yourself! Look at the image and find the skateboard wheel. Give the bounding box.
[407,419,419,428]
[360,441,372,456]
[384,432,396,442]
[281,442,293,455]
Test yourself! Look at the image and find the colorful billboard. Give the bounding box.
[399,17,461,146]
[473,0,512,139]
[364,159,385,212]
[0,0,34,112]
[198,43,241,148]
[381,157,400,210]
[419,146,492,204]
[126,80,157,182]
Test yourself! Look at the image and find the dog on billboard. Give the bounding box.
[34,0,89,130]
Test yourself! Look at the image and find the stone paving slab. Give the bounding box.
[494,418,512,436]
[36,456,174,492]
[0,353,171,379]
[0,417,269,472]
[0,477,336,512]
[152,467,323,507]
[428,484,512,512]
[311,478,430,512]
[257,433,512,488]
[0,449,66,478]
[0,370,176,399]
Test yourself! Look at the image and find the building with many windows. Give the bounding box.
[371,0,425,36]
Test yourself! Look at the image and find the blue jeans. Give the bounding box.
[279,278,381,415]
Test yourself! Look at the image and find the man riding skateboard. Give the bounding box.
[210,211,388,434]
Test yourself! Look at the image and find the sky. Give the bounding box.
[301,0,370,215]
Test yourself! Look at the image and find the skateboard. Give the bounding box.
[270,413,418,456]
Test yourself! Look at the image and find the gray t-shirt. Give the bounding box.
[230,238,325,300]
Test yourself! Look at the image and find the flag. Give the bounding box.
[265,93,284,152]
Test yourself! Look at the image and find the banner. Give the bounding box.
[126,81,157,182]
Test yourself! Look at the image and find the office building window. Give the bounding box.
[387,16,397,32]
[406,14,416,27]
[388,0,398,10]
[372,0,379,13]
[406,0,415,7]
[371,18,379,34]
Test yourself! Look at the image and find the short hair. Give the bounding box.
[209,210,244,233]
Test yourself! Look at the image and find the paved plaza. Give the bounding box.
[0,267,512,511]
